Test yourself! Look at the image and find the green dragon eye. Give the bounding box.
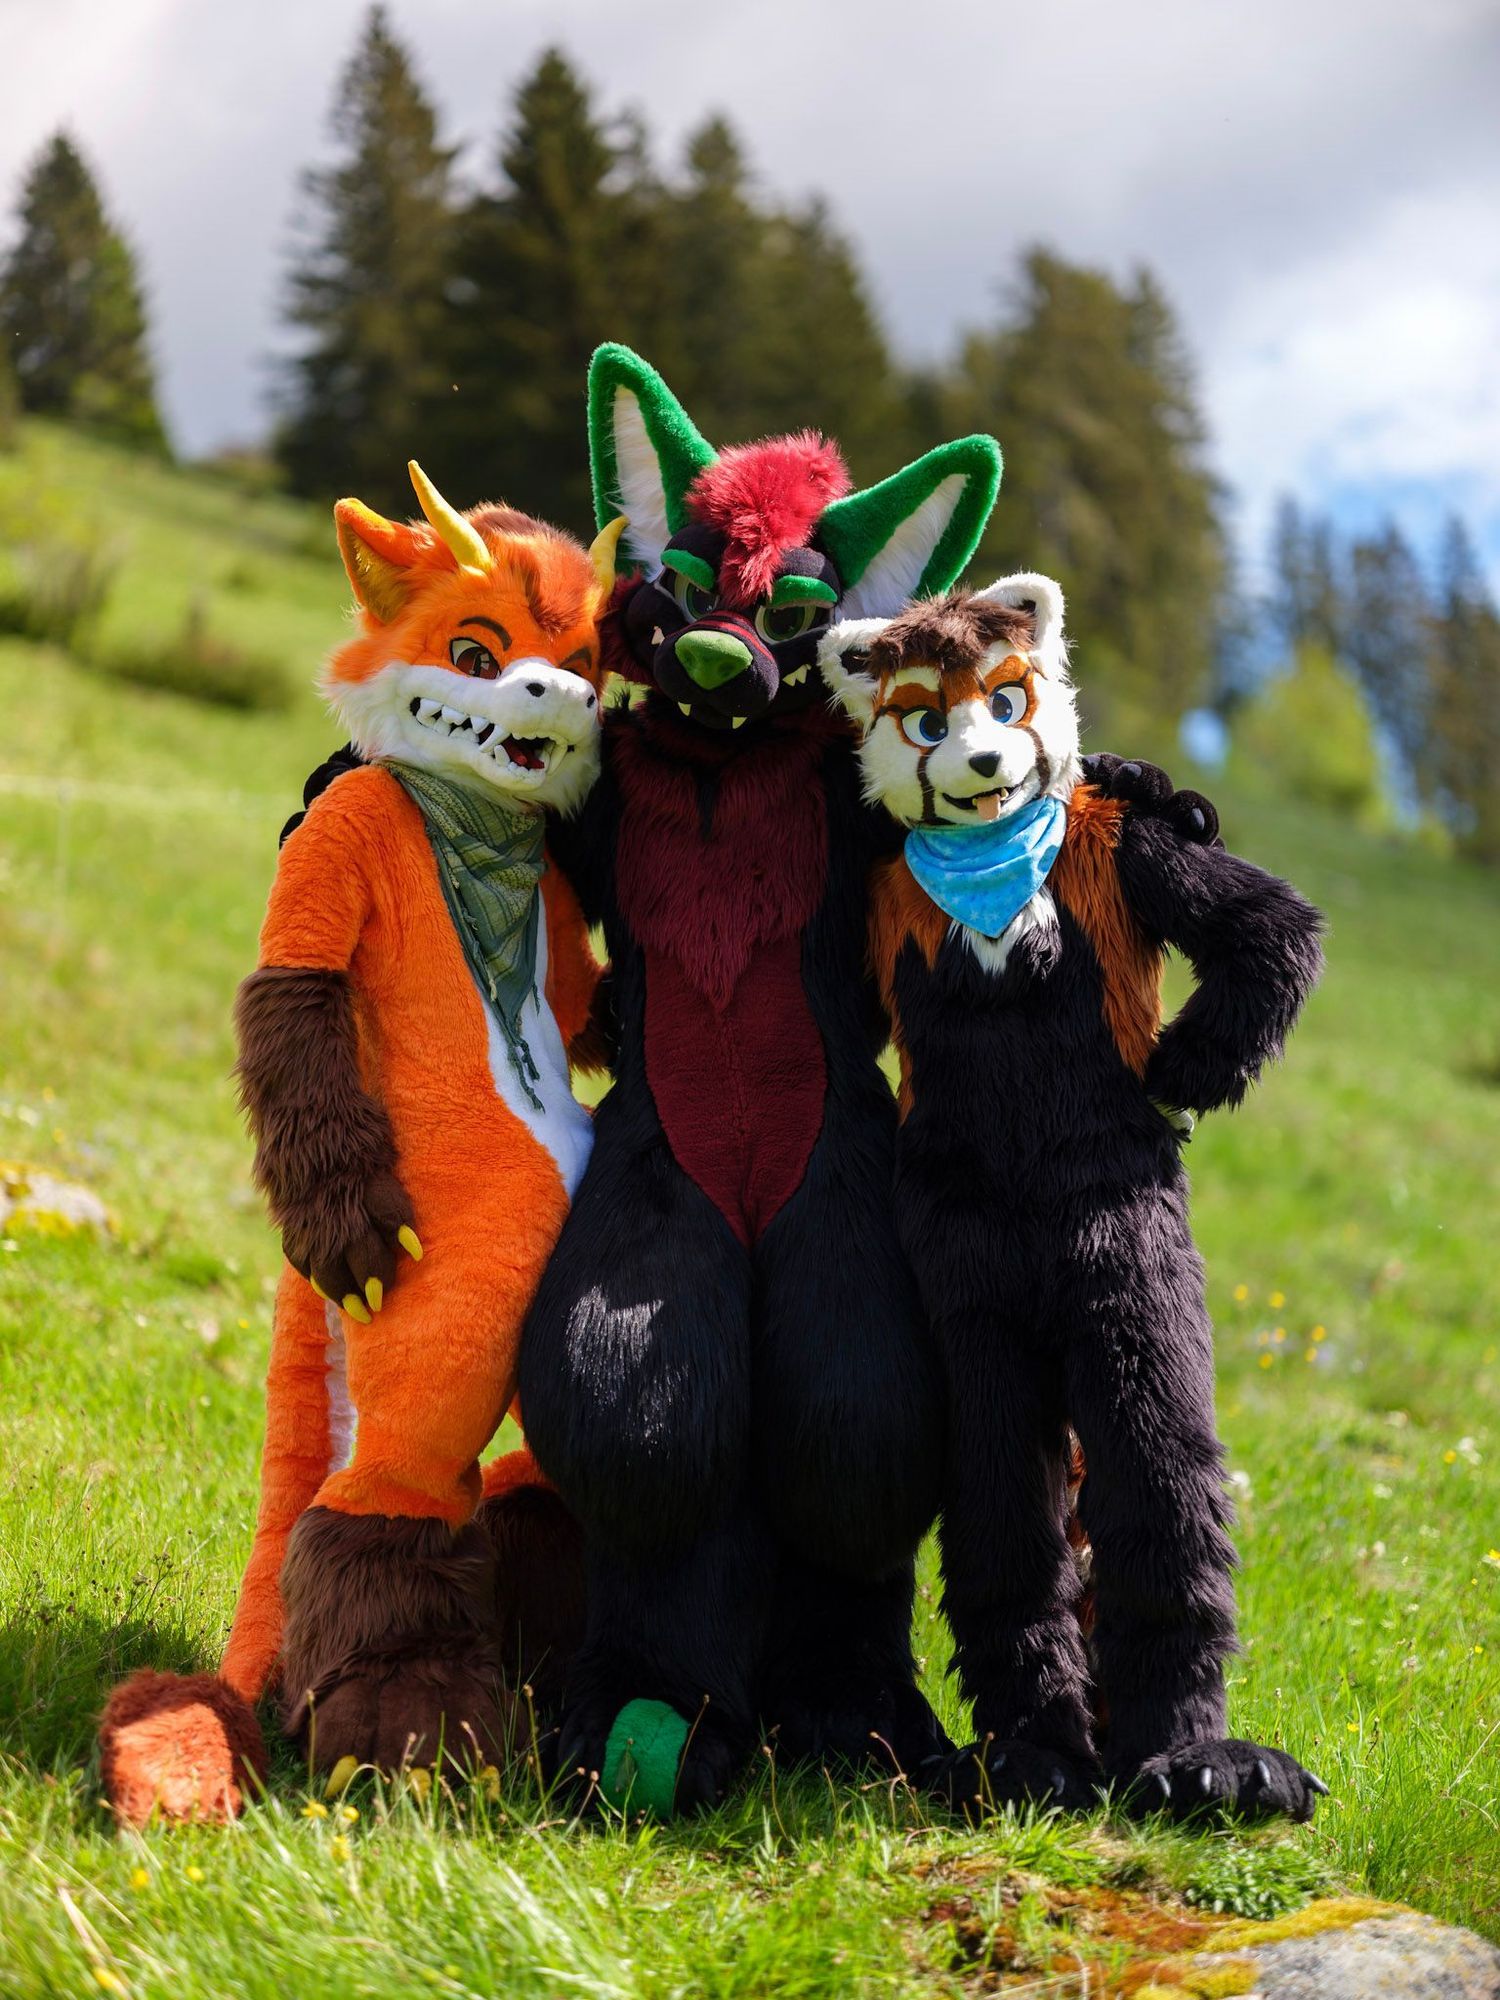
[754,600,824,645]
[672,571,714,620]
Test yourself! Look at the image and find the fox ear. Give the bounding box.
[818,435,1001,619]
[818,617,889,734]
[335,500,425,622]
[588,344,717,575]
[971,571,1067,670]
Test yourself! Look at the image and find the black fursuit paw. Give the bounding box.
[770,1675,951,1781]
[925,1738,1101,1818]
[1118,1737,1328,1824]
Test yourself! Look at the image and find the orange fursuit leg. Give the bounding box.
[100,1267,331,1827]
[278,1220,541,1773]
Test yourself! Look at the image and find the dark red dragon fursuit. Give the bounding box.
[821,575,1328,1823]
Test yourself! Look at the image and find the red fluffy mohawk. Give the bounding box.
[686,433,850,608]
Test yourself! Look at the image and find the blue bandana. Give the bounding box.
[904,795,1066,939]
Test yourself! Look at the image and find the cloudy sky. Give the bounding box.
[3,0,1498,584]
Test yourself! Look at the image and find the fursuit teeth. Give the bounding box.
[407,692,568,776]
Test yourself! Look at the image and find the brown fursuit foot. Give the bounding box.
[279,1506,515,1775]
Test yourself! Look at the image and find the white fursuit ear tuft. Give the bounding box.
[838,474,968,619]
[612,387,672,571]
[972,572,1068,674]
[818,617,890,733]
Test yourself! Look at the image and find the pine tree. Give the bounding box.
[0,133,166,451]
[1343,522,1434,802]
[277,7,456,509]
[1269,498,1340,655]
[1429,517,1500,864]
[446,50,652,530]
[937,250,1225,725]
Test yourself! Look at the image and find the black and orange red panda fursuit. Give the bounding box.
[823,580,1327,1822]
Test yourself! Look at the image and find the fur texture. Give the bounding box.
[234,967,413,1301]
[687,435,851,607]
[279,1506,514,1771]
[99,1671,268,1827]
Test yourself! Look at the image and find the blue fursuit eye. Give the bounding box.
[990,683,1028,723]
[899,707,948,747]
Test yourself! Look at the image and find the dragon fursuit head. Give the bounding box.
[99,469,620,1826]
[821,581,1328,1824]
[590,340,1002,730]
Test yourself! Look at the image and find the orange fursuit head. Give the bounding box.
[100,468,623,1824]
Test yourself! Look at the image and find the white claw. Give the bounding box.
[1198,1766,1215,1794]
[652,627,665,647]
[1255,1759,1272,1788]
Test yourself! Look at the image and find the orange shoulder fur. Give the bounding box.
[869,852,948,1118]
[1050,784,1164,1075]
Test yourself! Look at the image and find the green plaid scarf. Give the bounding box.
[386,761,547,1109]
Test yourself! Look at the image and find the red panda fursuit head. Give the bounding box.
[98,467,619,1825]
[820,578,1328,1823]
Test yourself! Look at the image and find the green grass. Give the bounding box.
[2,423,1498,1995]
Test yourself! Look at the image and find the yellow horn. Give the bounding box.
[589,514,629,599]
[407,460,491,574]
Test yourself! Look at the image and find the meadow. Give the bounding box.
[1,425,1497,1996]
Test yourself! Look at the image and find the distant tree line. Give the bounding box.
[1263,501,1500,864]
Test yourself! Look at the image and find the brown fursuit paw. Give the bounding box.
[279,1506,516,1776]
[99,1670,268,1826]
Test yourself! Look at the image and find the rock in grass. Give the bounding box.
[0,1161,112,1238]
[1182,1903,1500,1996]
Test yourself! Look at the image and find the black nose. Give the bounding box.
[969,751,1000,778]
[526,681,545,697]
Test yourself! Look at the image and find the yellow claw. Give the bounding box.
[342,1294,372,1326]
[365,1277,383,1314]
[310,1277,331,1302]
[406,1767,432,1804]
[398,1226,424,1262]
[324,1755,360,1799]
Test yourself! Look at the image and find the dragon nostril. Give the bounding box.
[527,681,545,697]
[970,752,1000,778]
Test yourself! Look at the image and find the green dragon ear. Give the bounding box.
[587,344,718,573]
[818,435,1002,618]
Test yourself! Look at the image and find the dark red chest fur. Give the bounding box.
[611,706,834,1245]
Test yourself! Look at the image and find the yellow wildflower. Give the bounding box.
[1270,1290,1285,1308]
[339,1803,359,1823]
[1259,1353,1275,1369]
[185,1865,204,1883]
[302,1799,329,1820]
[128,1867,150,1891]
[1233,1284,1249,1303]
[1312,1325,1327,1342]
[329,1835,350,1862]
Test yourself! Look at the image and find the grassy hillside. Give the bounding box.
[1,425,1498,1995]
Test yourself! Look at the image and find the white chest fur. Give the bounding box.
[477,913,595,1196]
[954,885,1059,976]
